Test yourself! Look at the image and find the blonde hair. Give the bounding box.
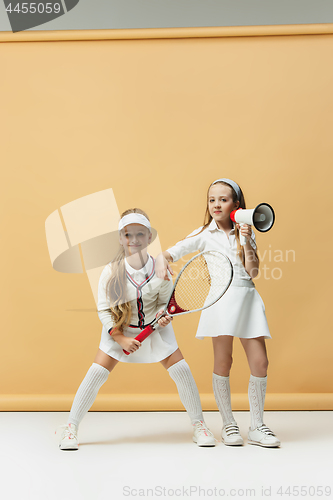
[107,208,150,332]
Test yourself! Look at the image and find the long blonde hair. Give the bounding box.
[107,208,150,332]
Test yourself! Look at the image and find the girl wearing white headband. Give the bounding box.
[156,179,280,448]
[58,208,215,450]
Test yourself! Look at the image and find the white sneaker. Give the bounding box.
[192,420,216,447]
[221,423,244,446]
[248,424,280,448]
[57,423,79,451]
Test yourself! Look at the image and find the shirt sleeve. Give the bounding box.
[167,227,205,263]
[97,263,115,332]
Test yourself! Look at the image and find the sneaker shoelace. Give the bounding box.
[256,424,276,436]
[194,420,214,437]
[58,424,78,441]
[225,424,241,436]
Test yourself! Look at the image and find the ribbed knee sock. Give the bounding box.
[248,374,267,430]
[212,373,237,427]
[67,363,110,428]
[167,359,204,423]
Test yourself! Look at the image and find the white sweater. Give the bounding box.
[97,255,172,331]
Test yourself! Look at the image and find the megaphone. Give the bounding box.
[230,203,275,246]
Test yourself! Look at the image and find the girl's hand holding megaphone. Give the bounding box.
[236,223,252,244]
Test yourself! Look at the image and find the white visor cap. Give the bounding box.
[118,213,151,232]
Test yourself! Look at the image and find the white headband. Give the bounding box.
[212,178,241,201]
[118,213,151,232]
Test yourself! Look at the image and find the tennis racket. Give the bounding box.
[123,250,233,355]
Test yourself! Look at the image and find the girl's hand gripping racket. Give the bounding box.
[123,250,233,355]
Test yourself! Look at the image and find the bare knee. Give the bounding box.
[214,355,233,377]
[93,349,118,372]
[160,349,184,370]
[251,357,268,377]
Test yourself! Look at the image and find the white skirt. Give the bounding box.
[196,280,271,340]
[99,322,179,363]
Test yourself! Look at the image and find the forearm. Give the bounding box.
[166,229,203,263]
[111,329,141,353]
[110,329,126,346]
[244,242,259,279]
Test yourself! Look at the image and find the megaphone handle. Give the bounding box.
[238,223,247,247]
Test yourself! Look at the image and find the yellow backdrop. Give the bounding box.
[0,25,332,411]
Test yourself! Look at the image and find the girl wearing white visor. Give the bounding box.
[57,208,215,450]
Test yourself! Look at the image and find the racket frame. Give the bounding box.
[163,250,233,317]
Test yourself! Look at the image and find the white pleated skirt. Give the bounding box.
[196,280,271,340]
[99,322,179,363]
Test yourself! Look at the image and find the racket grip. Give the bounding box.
[136,324,155,342]
[122,325,156,355]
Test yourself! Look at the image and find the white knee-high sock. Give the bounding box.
[167,359,204,423]
[67,363,110,428]
[212,373,237,427]
[248,374,267,430]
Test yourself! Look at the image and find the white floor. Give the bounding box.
[0,411,332,500]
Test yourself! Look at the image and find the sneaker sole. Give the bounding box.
[221,438,244,446]
[192,437,216,447]
[59,445,79,451]
[248,439,280,448]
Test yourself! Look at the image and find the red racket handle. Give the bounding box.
[123,324,155,355]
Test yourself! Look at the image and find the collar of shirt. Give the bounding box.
[125,254,153,276]
[208,218,235,234]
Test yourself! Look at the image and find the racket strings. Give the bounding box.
[174,252,232,312]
